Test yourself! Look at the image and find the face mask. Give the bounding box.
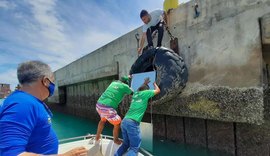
[48,82,55,97]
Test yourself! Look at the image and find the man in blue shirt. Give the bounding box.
[0,61,87,156]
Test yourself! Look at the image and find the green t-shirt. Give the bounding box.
[98,81,133,109]
[125,90,155,122]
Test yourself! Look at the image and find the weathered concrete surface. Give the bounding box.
[261,13,270,65]
[49,0,270,125]
[165,0,266,87]
[115,95,270,156]
[207,120,235,155]
[161,0,270,124]
[184,118,207,147]
[158,0,270,124]
[261,13,270,45]
[152,114,167,139]
[165,116,185,143]
[151,85,264,124]
[236,122,270,156]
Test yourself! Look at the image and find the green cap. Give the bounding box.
[121,76,130,84]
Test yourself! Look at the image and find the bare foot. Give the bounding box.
[114,139,122,145]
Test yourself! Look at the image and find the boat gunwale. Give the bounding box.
[59,134,153,156]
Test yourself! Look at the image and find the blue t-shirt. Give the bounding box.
[0,90,58,155]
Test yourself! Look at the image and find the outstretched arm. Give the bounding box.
[138,33,146,54]
[153,82,160,95]
[144,77,151,85]
[163,11,168,25]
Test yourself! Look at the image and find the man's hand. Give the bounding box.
[153,82,161,95]
[137,47,142,55]
[138,33,146,56]
[61,147,87,156]
[165,25,169,31]
[144,77,151,84]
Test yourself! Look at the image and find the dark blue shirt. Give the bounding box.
[0,90,58,155]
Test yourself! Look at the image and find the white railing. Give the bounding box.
[59,134,153,156]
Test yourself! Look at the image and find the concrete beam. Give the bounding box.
[207,120,235,155]
[184,118,207,147]
[56,62,118,87]
[261,13,270,45]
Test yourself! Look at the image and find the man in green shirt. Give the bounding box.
[96,76,133,145]
[115,79,160,156]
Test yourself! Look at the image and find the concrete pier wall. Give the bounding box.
[48,0,270,155]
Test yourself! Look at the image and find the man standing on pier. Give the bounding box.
[137,9,167,55]
[95,76,133,145]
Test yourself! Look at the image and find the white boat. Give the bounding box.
[58,134,153,156]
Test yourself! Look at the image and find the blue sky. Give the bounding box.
[131,71,156,91]
[0,0,189,90]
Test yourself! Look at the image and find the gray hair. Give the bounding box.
[17,60,53,85]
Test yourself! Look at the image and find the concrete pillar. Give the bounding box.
[261,13,270,45]
[236,122,270,156]
[184,118,207,147]
[207,120,235,155]
[166,116,185,143]
[153,114,166,139]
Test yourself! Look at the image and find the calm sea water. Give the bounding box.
[52,111,229,156]
[0,99,4,106]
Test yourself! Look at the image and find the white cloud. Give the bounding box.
[24,0,125,71]
[0,69,18,90]
[0,0,124,83]
[1,0,194,89]
[0,0,16,9]
[26,0,77,69]
[0,0,8,8]
[73,29,119,54]
[29,0,66,43]
[0,0,76,88]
